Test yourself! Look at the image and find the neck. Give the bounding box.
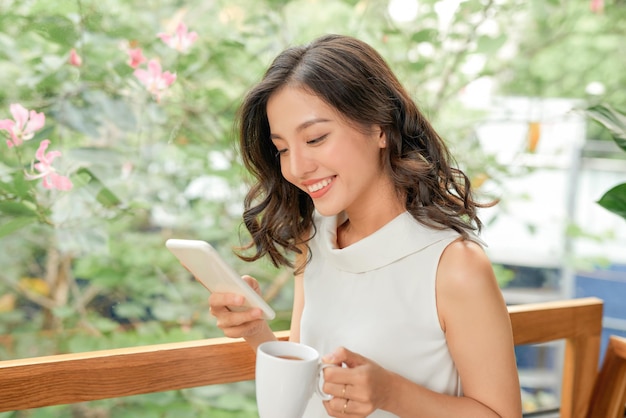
[337,199,405,248]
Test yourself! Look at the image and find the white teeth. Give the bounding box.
[307,178,332,192]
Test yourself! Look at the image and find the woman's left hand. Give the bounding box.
[321,347,393,417]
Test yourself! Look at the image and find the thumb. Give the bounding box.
[322,346,367,368]
[241,275,261,293]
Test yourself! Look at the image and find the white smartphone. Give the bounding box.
[165,239,276,320]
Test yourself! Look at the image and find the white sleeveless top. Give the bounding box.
[300,211,481,417]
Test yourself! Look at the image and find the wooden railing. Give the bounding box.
[508,297,603,417]
[0,297,604,417]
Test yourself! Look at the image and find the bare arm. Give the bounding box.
[321,239,522,417]
[387,239,521,417]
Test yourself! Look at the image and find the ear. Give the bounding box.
[377,127,387,149]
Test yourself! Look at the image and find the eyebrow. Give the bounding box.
[270,118,331,140]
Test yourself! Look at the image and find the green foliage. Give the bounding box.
[584,104,626,222]
[585,104,626,149]
[597,183,626,220]
[499,0,626,108]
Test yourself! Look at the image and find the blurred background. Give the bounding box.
[0,0,624,416]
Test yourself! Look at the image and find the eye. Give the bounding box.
[274,147,288,158]
[307,134,328,145]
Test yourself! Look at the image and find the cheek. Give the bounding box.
[279,160,295,183]
[279,160,288,178]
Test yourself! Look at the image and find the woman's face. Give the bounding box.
[266,86,392,217]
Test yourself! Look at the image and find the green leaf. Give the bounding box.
[74,167,123,208]
[31,15,79,47]
[52,306,75,319]
[584,104,626,152]
[114,302,147,319]
[211,392,257,411]
[0,201,38,217]
[411,29,439,43]
[0,216,38,237]
[476,35,507,55]
[67,334,102,354]
[597,183,626,221]
[89,316,119,333]
[409,60,429,73]
[151,300,189,322]
[96,187,123,208]
[0,172,35,199]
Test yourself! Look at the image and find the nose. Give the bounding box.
[286,146,315,179]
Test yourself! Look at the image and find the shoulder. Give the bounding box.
[436,238,503,331]
[439,238,492,281]
[434,238,522,415]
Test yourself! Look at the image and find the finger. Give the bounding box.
[323,367,359,394]
[214,307,263,327]
[323,398,347,417]
[209,292,245,309]
[220,319,264,339]
[325,397,361,417]
[322,400,335,417]
[323,347,367,368]
[322,381,351,399]
[241,275,261,294]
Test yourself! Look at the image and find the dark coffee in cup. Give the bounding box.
[276,355,303,361]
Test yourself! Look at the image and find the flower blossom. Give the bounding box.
[134,59,176,101]
[69,48,82,67]
[127,47,147,68]
[25,140,73,191]
[0,104,45,148]
[590,0,604,13]
[158,22,198,53]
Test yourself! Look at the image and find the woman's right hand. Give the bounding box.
[208,275,268,339]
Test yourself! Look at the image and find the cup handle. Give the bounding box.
[316,363,338,401]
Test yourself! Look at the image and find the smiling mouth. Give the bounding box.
[306,177,333,193]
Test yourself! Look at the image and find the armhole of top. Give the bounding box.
[434,236,465,333]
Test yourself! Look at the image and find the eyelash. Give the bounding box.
[274,134,328,158]
[307,134,328,145]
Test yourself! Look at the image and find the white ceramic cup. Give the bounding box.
[255,341,334,418]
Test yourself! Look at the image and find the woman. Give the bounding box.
[209,34,522,417]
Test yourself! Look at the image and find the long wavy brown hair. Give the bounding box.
[236,34,494,268]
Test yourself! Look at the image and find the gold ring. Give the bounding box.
[342,399,349,414]
[342,384,346,397]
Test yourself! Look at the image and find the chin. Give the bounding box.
[312,203,344,218]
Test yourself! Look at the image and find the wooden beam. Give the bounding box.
[509,297,604,418]
[0,299,604,415]
[508,297,603,345]
[0,331,290,411]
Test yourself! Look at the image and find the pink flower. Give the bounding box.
[25,140,73,191]
[590,0,604,13]
[134,59,177,101]
[127,47,146,68]
[69,48,82,67]
[158,22,198,53]
[0,104,46,148]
